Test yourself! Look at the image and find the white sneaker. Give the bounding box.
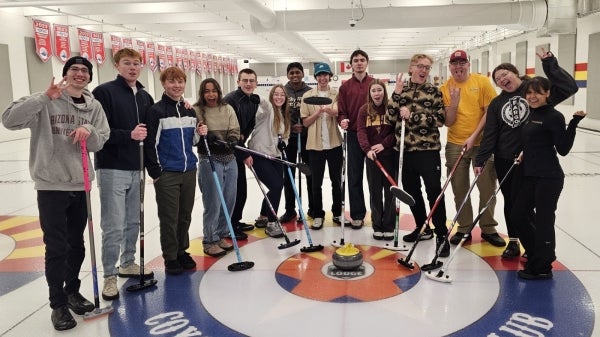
[311,218,324,230]
[265,222,284,238]
[373,231,384,240]
[102,275,119,301]
[383,232,395,240]
[118,263,154,278]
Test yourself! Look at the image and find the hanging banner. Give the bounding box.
[146,42,157,72]
[122,37,133,49]
[77,28,93,61]
[157,44,166,71]
[135,40,146,67]
[90,31,105,65]
[33,19,52,63]
[165,46,174,67]
[53,23,71,64]
[110,35,122,56]
[188,50,196,73]
[182,49,189,72]
[175,47,183,69]
[195,51,202,76]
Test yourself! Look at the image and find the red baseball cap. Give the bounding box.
[450,50,469,62]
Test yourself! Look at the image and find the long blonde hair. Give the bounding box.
[269,84,291,137]
[366,79,389,122]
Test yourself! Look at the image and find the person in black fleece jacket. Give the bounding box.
[511,76,585,280]
[474,49,578,259]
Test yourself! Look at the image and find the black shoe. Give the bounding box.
[279,211,297,223]
[236,223,255,232]
[502,241,521,259]
[481,233,506,247]
[332,216,351,226]
[403,226,433,242]
[51,306,77,331]
[436,237,450,258]
[178,252,197,270]
[66,292,94,315]
[225,230,248,241]
[254,218,268,228]
[165,259,183,275]
[517,269,553,280]
[450,232,471,245]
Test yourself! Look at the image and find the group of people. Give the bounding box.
[1,44,584,331]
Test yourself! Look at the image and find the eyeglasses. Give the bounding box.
[240,79,256,84]
[449,60,468,66]
[68,66,89,74]
[412,64,431,71]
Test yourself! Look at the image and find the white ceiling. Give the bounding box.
[0,0,549,63]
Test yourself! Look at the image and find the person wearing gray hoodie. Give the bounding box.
[2,56,109,331]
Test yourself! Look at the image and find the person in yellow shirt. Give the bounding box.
[440,50,505,247]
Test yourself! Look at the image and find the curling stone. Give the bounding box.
[332,243,363,270]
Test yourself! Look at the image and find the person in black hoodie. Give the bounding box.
[92,48,155,301]
[223,68,260,239]
[145,67,199,275]
[279,62,314,222]
[511,77,585,280]
[475,49,578,259]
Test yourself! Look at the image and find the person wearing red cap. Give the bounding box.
[440,50,505,247]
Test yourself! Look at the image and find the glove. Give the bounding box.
[227,137,238,150]
[277,139,287,151]
[249,94,260,104]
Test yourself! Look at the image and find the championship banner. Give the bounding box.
[53,23,71,63]
[166,46,174,67]
[201,53,207,73]
[122,37,133,49]
[146,42,157,72]
[33,19,52,63]
[90,31,105,65]
[135,40,146,66]
[189,50,196,73]
[77,28,93,61]
[175,47,183,69]
[157,44,166,71]
[110,35,122,56]
[195,51,203,76]
[182,49,189,72]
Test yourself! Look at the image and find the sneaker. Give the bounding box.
[436,237,450,258]
[255,217,268,228]
[178,252,197,270]
[332,216,351,226]
[165,259,183,275]
[502,240,521,259]
[236,223,255,232]
[450,231,471,245]
[265,222,284,238]
[66,292,94,315]
[373,231,384,240]
[217,238,234,251]
[383,232,395,241]
[351,219,364,230]
[481,232,506,247]
[403,226,433,242]
[517,269,553,280]
[118,263,154,278]
[225,230,248,241]
[279,211,297,223]
[203,244,226,258]
[51,306,76,331]
[311,217,324,230]
[102,275,119,301]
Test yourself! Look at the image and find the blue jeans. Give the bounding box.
[97,169,140,277]
[199,158,237,244]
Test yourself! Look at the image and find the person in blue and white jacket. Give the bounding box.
[145,67,199,275]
